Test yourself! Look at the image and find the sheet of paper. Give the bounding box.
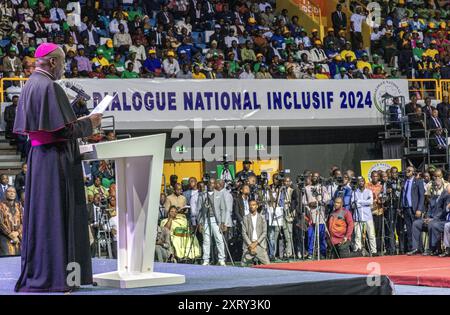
[89,95,115,116]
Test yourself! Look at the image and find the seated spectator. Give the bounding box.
[163,50,180,78]
[0,187,23,256]
[92,49,110,68]
[143,49,162,77]
[86,176,109,200]
[155,224,172,262]
[121,61,140,78]
[160,205,201,260]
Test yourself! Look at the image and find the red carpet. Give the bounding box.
[255,256,450,288]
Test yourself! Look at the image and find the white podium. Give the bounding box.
[81,134,185,288]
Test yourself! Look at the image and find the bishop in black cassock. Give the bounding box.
[13,43,102,292]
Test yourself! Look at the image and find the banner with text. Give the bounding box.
[67,79,409,130]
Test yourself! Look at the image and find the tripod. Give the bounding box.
[310,183,340,260]
[271,185,296,260]
[95,208,113,259]
[294,184,307,260]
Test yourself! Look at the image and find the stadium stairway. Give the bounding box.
[0,134,22,176]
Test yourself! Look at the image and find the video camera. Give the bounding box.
[257,171,269,188]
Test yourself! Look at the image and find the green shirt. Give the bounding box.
[371,63,384,72]
[99,45,114,62]
[413,47,424,61]
[106,74,120,79]
[229,61,240,74]
[121,70,140,78]
[128,9,143,21]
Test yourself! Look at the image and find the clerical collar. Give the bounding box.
[35,68,56,80]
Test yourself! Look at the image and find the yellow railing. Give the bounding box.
[441,80,450,100]
[0,77,28,103]
[408,79,441,101]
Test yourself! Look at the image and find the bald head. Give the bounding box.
[36,46,65,80]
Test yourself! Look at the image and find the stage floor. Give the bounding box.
[257,255,450,289]
[0,257,449,295]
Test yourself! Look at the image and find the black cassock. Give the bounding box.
[13,69,93,292]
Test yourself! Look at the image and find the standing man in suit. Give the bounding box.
[0,175,10,201]
[241,200,270,265]
[401,166,425,252]
[197,178,227,266]
[215,179,233,234]
[331,4,347,35]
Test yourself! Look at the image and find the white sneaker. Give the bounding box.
[202,261,210,266]
[218,261,226,266]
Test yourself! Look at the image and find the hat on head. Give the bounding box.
[312,28,318,33]
[362,52,368,57]
[256,53,264,58]
[97,48,104,54]
[328,27,334,32]
[106,39,113,48]
[248,17,256,24]
[372,53,379,58]
[77,44,85,50]
[9,46,16,52]
[243,160,252,164]
[340,67,346,72]
[387,20,393,26]
[314,40,322,45]
[149,49,156,54]
[334,55,342,61]
[28,46,36,52]
[35,42,59,58]
[431,40,437,44]
[215,24,221,29]
[167,50,175,57]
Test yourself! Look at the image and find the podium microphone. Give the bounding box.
[64,81,91,100]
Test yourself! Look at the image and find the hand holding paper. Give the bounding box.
[89,94,115,116]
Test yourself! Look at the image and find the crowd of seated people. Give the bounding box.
[0,0,447,82]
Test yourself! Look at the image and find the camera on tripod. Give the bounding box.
[297,174,306,188]
[202,173,210,184]
[257,171,269,187]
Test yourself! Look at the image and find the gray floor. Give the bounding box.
[1,257,449,295]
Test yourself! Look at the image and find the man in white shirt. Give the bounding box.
[50,1,67,22]
[113,23,132,53]
[129,38,146,63]
[109,12,129,34]
[162,51,180,78]
[350,6,366,49]
[239,64,255,79]
[309,40,330,73]
[353,177,377,255]
[224,29,239,48]
[241,200,270,265]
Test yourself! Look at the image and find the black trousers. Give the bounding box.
[331,241,352,259]
[403,207,414,252]
[373,214,384,253]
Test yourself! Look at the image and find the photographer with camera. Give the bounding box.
[332,174,352,209]
[236,160,256,183]
[352,176,377,256]
[266,173,295,259]
[401,166,425,253]
[303,172,330,259]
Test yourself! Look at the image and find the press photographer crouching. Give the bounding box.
[328,197,354,259]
